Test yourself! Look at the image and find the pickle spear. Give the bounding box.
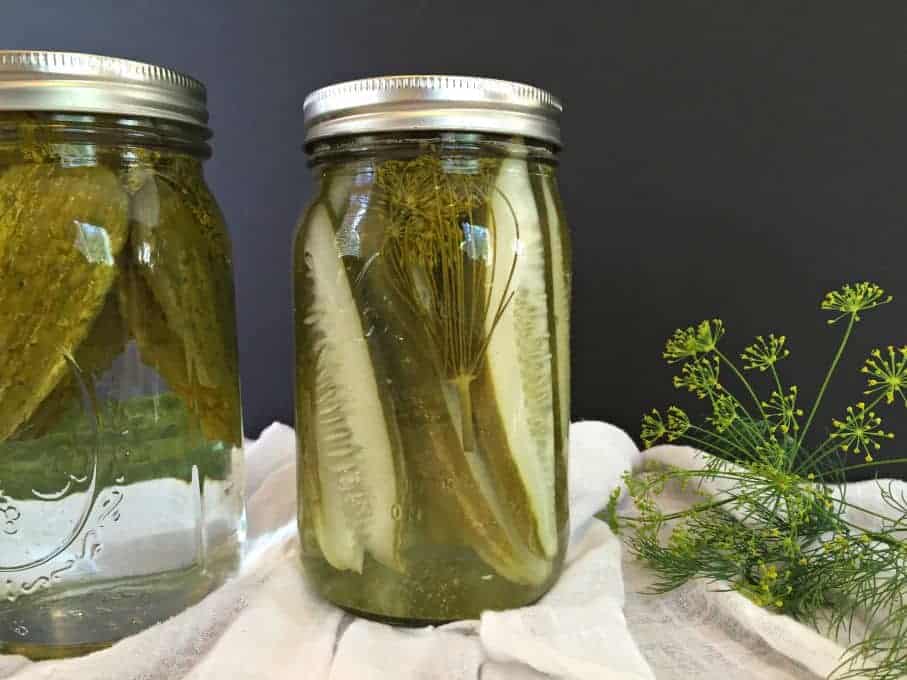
[298,203,402,573]
[474,157,558,559]
[539,171,571,458]
[357,206,551,586]
[381,305,552,586]
[124,171,241,446]
[369,156,555,584]
[15,289,128,440]
[0,163,129,441]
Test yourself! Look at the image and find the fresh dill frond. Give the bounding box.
[619,282,907,680]
[374,154,514,451]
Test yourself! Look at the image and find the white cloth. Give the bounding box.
[0,421,896,679]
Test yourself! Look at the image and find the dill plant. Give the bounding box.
[611,282,907,679]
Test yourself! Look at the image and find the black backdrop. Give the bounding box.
[4,2,907,477]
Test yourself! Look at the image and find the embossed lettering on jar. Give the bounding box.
[0,51,245,658]
[294,76,572,623]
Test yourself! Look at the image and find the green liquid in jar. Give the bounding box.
[294,150,571,622]
[0,136,244,657]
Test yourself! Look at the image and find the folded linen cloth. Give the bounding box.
[0,422,647,680]
[1,421,898,679]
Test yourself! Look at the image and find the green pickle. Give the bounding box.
[0,162,129,440]
[124,160,242,446]
[295,147,569,622]
[0,128,243,658]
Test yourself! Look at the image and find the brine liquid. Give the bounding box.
[295,150,571,623]
[0,129,245,656]
[0,343,243,658]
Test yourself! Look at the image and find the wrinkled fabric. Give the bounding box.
[3,421,892,679]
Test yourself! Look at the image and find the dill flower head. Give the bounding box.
[374,155,497,235]
[673,356,721,398]
[666,407,691,441]
[663,319,725,364]
[640,406,690,448]
[707,393,738,433]
[762,386,804,434]
[741,334,790,372]
[640,409,666,448]
[862,346,907,407]
[821,282,892,323]
[831,402,894,462]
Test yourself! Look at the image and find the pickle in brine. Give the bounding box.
[15,288,128,440]
[124,165,241,446]
[296,203,404,573]
[0,162,129,441]
[344,186,548,586]
[474,157,558,560]
[373,155,558,582]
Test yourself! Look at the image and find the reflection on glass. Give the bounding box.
[295,142,571,623]
[0,130,244,658]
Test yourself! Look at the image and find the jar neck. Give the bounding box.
[306,131,559,171]
[0,111,211,160]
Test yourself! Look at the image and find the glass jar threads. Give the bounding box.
[294,76,571,622]
[0,51,245,658]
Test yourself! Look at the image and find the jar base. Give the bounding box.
[339,605,455,628]
[337,592,549,627]
[302,544,564,625]
[0,542,239,660]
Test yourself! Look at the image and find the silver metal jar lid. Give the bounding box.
[0,50,208,127]
[303,75,562,148]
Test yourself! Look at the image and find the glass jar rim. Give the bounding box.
[305,130,560,168]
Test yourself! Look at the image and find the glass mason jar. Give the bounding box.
[0,52,244,658]
[294,76,571,622]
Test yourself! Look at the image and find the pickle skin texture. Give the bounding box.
[377,301,552,586]
[540,174,572,472]
[299,204,402,573]
[125,173,242,446]
[15,289,128,440]
[478,157,558,560]
[359,210,552,587]
[0,163,129,442]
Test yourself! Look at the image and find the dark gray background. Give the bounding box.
[5,1,907,477]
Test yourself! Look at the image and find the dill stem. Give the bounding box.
[797,314,856,451]
[834,498,905,527]
[798,393,887,473]
[639,464,759,487]
[619,497,737,524]
[453,374,476,452]
[676,431,737,456]
[685,422,757,461]
[716,349,766,418]
[704,385,764,453]
[836,457,907,476]
[770,363,784,397]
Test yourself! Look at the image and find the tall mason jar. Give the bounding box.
[294,76,571,622]
[0,52,244,657]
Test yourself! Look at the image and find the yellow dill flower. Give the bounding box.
[741,334,790,372]
[862,345,907,407]
[707,393,738,433]
[673,356,721,398]
[762,386,804,434]
[831,402,894,458]
[640,409,667,448]
[821,282,892,324]
[663,319,725,364]
[641,407,691,447]
[665,406,691,442]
